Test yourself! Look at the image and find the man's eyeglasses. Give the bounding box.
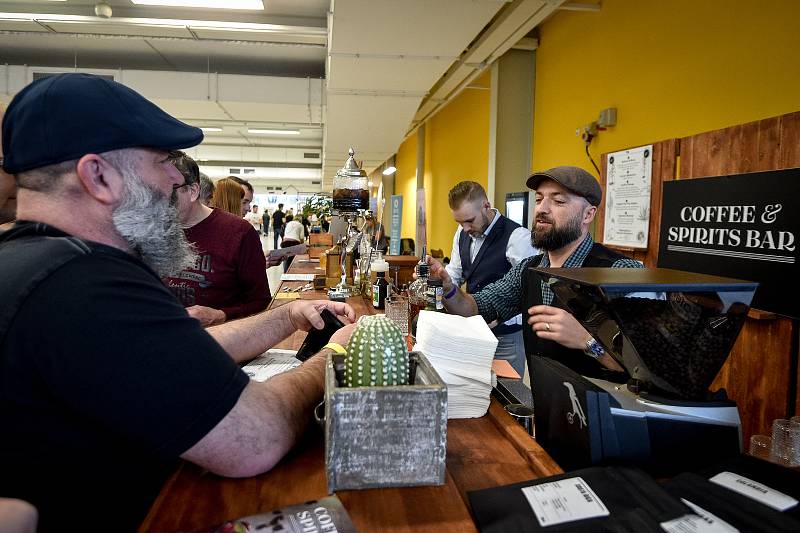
[167,150,183,165]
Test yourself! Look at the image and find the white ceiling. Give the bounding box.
[0,0,571,192]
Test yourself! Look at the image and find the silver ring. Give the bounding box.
[545,323,551,331]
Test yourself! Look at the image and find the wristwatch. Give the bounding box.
[584,338,605,359]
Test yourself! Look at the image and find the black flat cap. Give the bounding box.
[526,166,602,206]
[2,73,203,174]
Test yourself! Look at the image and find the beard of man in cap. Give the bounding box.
[13,147,197,278]
[106,149,197,277]
[530,178,596,255]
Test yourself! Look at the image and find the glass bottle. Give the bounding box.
[407,246,429,325]
[373,270,389,309]
[426,278,444,311]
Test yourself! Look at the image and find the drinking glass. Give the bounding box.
[770,419,798,466]
[790,416,800,466]
[748,434,772,461]
[385,295,409,337]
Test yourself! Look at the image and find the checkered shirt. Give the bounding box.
[473,234,642,322]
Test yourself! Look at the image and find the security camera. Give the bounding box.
[95,2,113,18]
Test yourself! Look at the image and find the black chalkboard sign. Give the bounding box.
[658,169,800,318]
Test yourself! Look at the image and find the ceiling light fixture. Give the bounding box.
[130,0,264,10]
[0,13,326,41]
[382,166,397,176]
[200,127,222,132]
[247,129,301,135]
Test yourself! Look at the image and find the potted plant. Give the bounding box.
[301,194,332,231]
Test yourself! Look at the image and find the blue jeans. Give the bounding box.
[493,328,526,378]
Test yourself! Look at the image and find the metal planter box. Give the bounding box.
[323,351,447,492]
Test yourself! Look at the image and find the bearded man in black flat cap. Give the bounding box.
[428,166,642,380]
[0,73,356,532]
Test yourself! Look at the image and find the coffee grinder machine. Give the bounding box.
[530,267,758,475]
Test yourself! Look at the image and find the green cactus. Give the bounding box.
[344,315,409,387]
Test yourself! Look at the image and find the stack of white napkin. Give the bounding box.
[413,311,498,419]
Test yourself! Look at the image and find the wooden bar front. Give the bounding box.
[139,255,562,532]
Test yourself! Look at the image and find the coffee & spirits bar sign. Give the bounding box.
[658,168,799,318]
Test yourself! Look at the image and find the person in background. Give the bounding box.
[164,152,270,326]
[272,202,285,249]
[228,175,253,217]
[212,177,245,217]
[198,172,215,206]
[0,73,357,531]
[262,208,270,236]
[320,214,330,233]
[443,181,538,377]
[427,166,641,381]
[0,108,16,231]
[245,204,262,234]
[280,213,306,272]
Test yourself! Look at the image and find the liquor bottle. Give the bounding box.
[425,278,444,311]
[373,270,389,309]
[407,246,429,325]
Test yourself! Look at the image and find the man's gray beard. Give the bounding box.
[532,210,583,251]
[111,166,197,277]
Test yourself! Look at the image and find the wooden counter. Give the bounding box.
[139,255,562,532]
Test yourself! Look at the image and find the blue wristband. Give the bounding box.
[444,285,458,300]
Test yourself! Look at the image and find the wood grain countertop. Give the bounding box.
[138,255,562,532]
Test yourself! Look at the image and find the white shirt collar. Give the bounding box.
[470,208,500,240]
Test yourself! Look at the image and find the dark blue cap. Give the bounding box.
[1,73,203,174]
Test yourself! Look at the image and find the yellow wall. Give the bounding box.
[393,71,491,254]
[395,132,418,240]
[532,0,800,173]
[425,79,491,254]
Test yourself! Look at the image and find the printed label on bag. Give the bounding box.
[709,471,798,511]
[522,477,609,527]
[660,499,739,533]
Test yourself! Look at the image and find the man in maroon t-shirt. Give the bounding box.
[164,154,270,325]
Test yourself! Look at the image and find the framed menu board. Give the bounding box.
[603,145,653,249]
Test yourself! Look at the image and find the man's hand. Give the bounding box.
[527,304,589,350]
[265,253,283,268]
[287,300,356,331]
[425,256,456,293]
[187,305,226,327]
[330,322,357,347]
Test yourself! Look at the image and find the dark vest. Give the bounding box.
[521,242,633,378]
[458,214,520,294]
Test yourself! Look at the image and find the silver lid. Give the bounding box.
[335,147,368,179]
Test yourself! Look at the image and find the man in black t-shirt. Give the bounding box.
[272,203,286,249]
[0,73,357,532]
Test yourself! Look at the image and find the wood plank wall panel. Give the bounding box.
[779,111,800,168]
[710,315,794,442]
[598,111,800,444]
[678,113,799,441]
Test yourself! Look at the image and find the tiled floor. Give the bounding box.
[259,230,285,297]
